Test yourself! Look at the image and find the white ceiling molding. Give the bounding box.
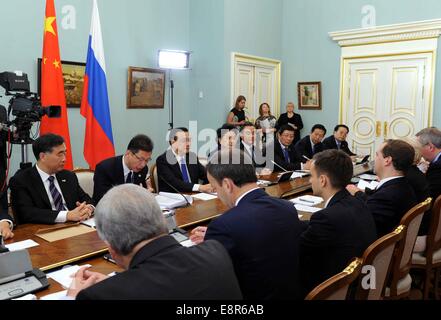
[329,19,441,47]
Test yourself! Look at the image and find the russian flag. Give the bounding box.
[80,0,114,170]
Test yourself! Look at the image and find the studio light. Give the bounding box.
[158,50,190,69]
[158,49,191,129]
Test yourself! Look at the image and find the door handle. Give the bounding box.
[384,121,388,138]
[376,121,381,137]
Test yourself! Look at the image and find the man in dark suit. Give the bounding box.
[347,139,417,238]
[414,127,441,251]
[156,127,212,193]
[295,124,326,163]
[9,134,93,225]
[299,150,376,295]
[67,184,242,300]
[238,122,266,168]
[93,134,153,203]
[268,125,304,172]
[322,124,356,157]
[190,150,304,300]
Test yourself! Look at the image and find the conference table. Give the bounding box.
[6,161,374,299]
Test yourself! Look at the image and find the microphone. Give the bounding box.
[271,160,289,172]
[157,174,191,207]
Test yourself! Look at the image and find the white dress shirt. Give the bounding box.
[36,164,68,223]
[235,187,260,207]
[376,176,403,190]
[122,155,132,182]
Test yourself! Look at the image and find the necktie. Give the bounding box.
[337,141,341,150]
[283,147,290,163]
[180,159,190,183]
[126,171,134,184]
[251,145,256,164]
[48,176,64,211]
[312,144,316,155]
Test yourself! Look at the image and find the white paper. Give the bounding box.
[290,195,323,206]
[81,217,96,228]
[357,179,379,191]
[13,294,37,300]
[358,174,378,181]
[192,193,218,201]
[156,192,193,209]
[290,172,309,179]
[47,264,91,289]
[180,239,196,247]
[40,290,68,300]
[294,204,322,213]
[5,239,39,252]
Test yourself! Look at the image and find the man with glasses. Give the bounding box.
[93,134,154,203]
[156,127,212,193]
[9,134,94,224]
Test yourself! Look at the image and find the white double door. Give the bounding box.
[233,60,279,122]
[342,53,433,156]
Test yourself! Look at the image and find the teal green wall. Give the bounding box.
[281,0,441,136]
[1,0,440,176]
[0,0,191,174]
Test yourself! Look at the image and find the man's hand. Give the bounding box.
[0,221,14,240]
[190,226,207,245]
[303,160,312,170]
[346,184,362,196]
[67,266,108,298]
[67,202,92,222]
[198,184,214,194]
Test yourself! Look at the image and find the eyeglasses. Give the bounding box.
[132,152,150,164]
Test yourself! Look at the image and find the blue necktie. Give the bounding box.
[180,159,190,183]
[283,147,290,162]
[336,141,341,150]
[312,144,316,154]
[126,171,134,184]
[48,176,64,211]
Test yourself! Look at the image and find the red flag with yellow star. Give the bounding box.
[40,0,73,169]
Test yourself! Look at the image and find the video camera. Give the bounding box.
[0,71,61,144]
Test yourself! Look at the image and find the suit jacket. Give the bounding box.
[205,188,304,300]
[77,236,242,300]
[239,140,266,168]
[93,155,148,204]
[9,166,93,225]
[156,150,207,193]
[294,135,324,163]
[322,135,356,156]
[427,157,441,201]
[275,113,303,144]
[268,140,301,172]
[299,190,377,295]
[355,177,417,238]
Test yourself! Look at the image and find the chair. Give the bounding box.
[73,168,94,198]
[305,258,362,300]
[384,197,432,299]
[355,226,404,300]
[411,194,441,299]
[150,164,158,193]
[199,157,208,167]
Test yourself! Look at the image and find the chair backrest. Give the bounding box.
[150,164,158,193]
[425,194,441,264]
[305,258,362,300]
[73,168,94,198]
[199,156,208,167]
[355,226,404,300]
[387,197,432,296]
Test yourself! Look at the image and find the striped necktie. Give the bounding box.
[48,176,64,211]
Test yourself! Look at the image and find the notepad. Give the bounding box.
[5,239,39,252]
[81,217,96,228]
[294,204,322,213]
[357,179,380,191]
[358,174,378,181]
[192,193,218,201]
[155,192,193,209]
[290,195,324,206]
[47,264,92,289]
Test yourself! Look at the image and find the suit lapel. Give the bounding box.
[115,155,125,185]
[31,166,52,208]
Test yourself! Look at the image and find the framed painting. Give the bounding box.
[127,67,165,108]
[298,82,322,110]
[38,59,86,108]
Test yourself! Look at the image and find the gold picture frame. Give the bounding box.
[38,59,86,108]
[127,67,165,108]
[298,82,322,110]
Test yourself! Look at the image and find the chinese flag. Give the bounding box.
[40,0,73,169]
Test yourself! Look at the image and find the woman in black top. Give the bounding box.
[276,102,303,144]
[227,95,247,128]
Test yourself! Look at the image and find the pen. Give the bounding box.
[299,198,314,203]
[302,155,311,161]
